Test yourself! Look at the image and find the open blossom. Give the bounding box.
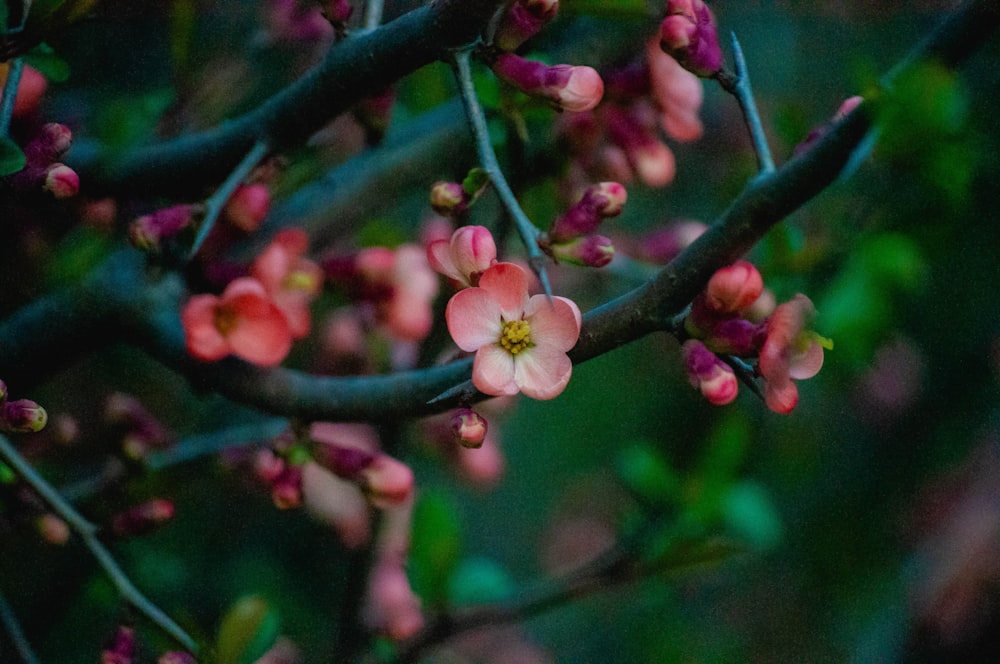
[251,229,323,339]
[446,262,581,400]
[181,277,292,366]
[759,294,828,414]
[427,225,497,288]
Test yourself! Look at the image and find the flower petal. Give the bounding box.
[524,295,581,352]
[764,378,798,414]
[789,340,824,380]
[181,294,230,361]
[473,345,519,396]
[446,287,503,352]
[477,262,529,319]
[514,345,573,400]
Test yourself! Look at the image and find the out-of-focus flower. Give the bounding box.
[181,277,293,366]
[446,262,581,400]
[0,63,47,119]
[129,205,196,253]
[759,294,828,414]
[223,183,271,232]
[547,182,627,244]
[251,229,323,339]
[494,0,559,52]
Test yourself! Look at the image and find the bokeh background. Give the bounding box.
[3,1,1000,662]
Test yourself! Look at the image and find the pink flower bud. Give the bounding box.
[682,339,738,405]
[24,123,73,164]
[450,408,488,448]
[360,455,414,509]
[427,224,497,288]
[548,182,627,243]
[223,183,271,232]
[37,513,71,545]
[494,0,560,52]
[109,499,176,538]
[2,398,48,432]
[550,234,615,267]
[271,464,304,509]
[430,181,469,217]
[323,0,354,25]
[43,164,79,198]
[128,205,195,252]
[491,53,604,112]
[659,0,724,78]
[705,260,763,314]
[158,653,197,664]
[101,625,136,664]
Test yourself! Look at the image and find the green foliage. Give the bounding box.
[408,490,464,608]
[446,556,515,607]
[0,135,26,176]
[615,442,683,507]
[214,595,281,664]
[23,44,70,82]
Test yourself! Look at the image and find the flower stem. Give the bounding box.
[364,0,384,31]
[0,434,199,653]
[187,138,270,260]
[450,46,554,299]
[0,590,41,664]
[0,58,23,138]
[715,33,774,175]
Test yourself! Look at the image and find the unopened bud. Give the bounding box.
[704,260,763,314]
[430,181,469,217]
[223,183,271,232]
[549,234,615,267]
[37,513,71,545]
[128,205,195,252]
[494,0,560,52]
[450,408,488,448]
[43,164,80,198]
[548,182,627,243]
[682,339,738,405]
[323,0,354,25]
[491,53,604,112]
[158,653,197,664]
[109,499,175,537]
[101,625,136,664]
[24,123,73,164]
[659,0,724,77]
[271,464,304,509]
[2,399,48,432]
[360,455,414,509]
[312,442,375,479]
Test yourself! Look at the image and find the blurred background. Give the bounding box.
[3,1,1000,661]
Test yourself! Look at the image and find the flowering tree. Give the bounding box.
[2,0,1000,661]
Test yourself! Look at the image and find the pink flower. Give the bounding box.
[446,262,581,400]
[427,225,498,288]
[682,339,738,405]
[759,294,827,414]
[251,229,323,339]
[181,277,293,366]
[646,38,704,141]
[380,244,440,342]
[491,53,604,113]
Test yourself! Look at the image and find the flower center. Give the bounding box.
[284,269,319,293]
[214,305,239,336]
[498,319,532,355]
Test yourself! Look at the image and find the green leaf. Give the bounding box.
[722,481,784,551]
[215,595,281,664]
[461,167,489,198]
[615,443,682,507]
[0,136,27,177]
[23,43,71,82]
[446,557,515,607]
[408,490,463,608]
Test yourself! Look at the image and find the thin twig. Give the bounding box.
[0,591,41,664]
[188,139,270,260]
[0,434,199,653]
[145,417,288,471]
[449,46,554,299]
[716,33,774,174]
[364,0,384,31]
[0,58,24,138]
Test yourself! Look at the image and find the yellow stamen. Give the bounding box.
[214,306,238,336]
[498,319,532,355]
[284,269,318,292]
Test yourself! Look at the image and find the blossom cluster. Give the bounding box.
[681,260,831,413]
[181,229,322,366]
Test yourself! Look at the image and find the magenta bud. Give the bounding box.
[494,0,559,52]
[659,0,724,78]
[550,234,615,267]
[109,499,176,538]
[271,465,304,509]
[24,123,73,164]
[101,625,136,664]
[313,442,375,479]
[491,53,604,112]
[323,0,354,24]
[360,454,414,508]
[2,399,48,433]
[224,183,271,232]
[450,409,488,449]
[548,182,627,242]
[128,205,195,252]
[158,653,197,664]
